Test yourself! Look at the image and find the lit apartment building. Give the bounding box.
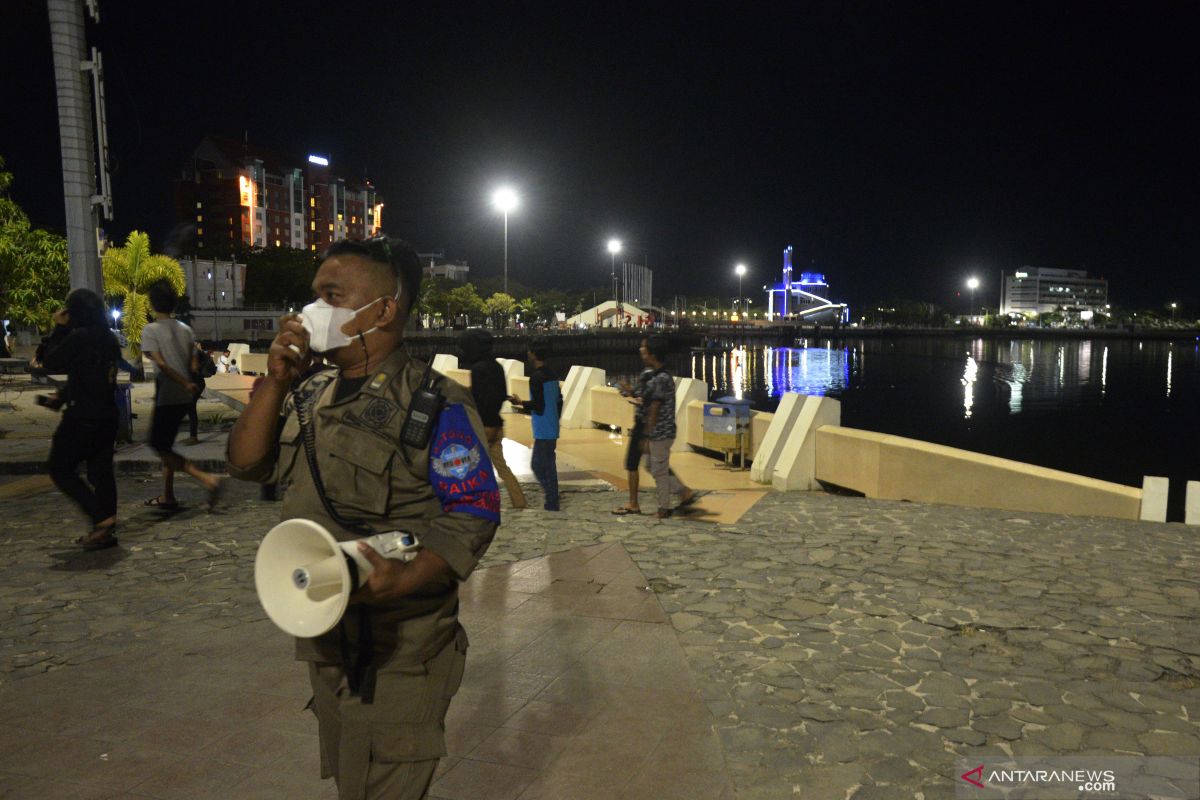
[175,136,383,255]
[1000,267,1108,316]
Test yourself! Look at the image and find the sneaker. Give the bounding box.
[182,436,200,446]
[544,503,561,512]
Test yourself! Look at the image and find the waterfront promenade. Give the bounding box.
[1,380,1198,798]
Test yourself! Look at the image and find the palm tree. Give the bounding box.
[102,231,185,358]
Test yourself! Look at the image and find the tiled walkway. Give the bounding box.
[434,542,733,799]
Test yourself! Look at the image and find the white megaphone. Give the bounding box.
[254,518,421,638]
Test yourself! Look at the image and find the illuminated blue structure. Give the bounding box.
[766,245,849,322]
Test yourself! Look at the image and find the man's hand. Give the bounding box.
[267,313,312,386]
[350,542,451,606]
[351,542,408,604]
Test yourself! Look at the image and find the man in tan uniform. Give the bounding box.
[228,236,499,800]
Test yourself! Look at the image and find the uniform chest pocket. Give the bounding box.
[324,430,394,516]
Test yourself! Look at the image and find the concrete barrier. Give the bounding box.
[750,392,805,484]
[673,378,707,452]
[510,376,530,402]
[239,352,268,376]
[590,386,636,430]
[1187,481,1200,526]
[772,396,842,491]
[431,353,459,375]
[815,426,1144,520]
[443,368,471,388]
[561,365,606,429]
[1140,476,1168,522]
[497,358,525,413]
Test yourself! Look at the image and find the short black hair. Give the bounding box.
[322,234,422,314]
[645,335,671,362]
[147,280,178,314]
[528,336,552,361]
[65,288,108,329]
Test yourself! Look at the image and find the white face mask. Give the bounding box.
[300,289,399,354]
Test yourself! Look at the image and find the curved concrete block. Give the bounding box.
[431,353,459,375]
[771,395,842,491]
[750,392,804,484]
[561,365,606,429]
[497,358,526,413]
[672,378,708,452]
[1140,476,1168,522]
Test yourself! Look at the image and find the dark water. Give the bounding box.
[560,336,1200,518]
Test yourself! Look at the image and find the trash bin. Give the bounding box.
[702,397,752,467]
[114,383,133,444]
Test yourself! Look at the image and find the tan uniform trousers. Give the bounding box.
[644,437,689,512]
[308,631,468,800]
[484,424,527,508]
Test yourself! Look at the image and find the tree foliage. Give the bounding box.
[445,283,485,325]
[102,231,185,358]
[483,292,517,328]
[0,156,71,330]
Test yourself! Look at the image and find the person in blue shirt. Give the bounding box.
[509,337,561,511]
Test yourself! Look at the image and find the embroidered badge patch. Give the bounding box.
[429,403,500,522]
[360,397,398,429]
[433,442,481,480]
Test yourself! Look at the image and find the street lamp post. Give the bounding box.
[966,276,980,319]
[735,263,747,320]
[491,187,519,296]
[607,238,622,326]
[1170,302,1178,323]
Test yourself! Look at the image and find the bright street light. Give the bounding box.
[607,239,622,314]
[966,276,980,318]
[491,187,519,294]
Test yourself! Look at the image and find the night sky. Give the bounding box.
[3,2,1197,312]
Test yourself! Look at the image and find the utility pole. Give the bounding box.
[48,0,111,294]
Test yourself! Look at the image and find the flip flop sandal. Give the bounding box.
[144,497,182,511]
[77,526,118,551]
[611,507,642,515]
[80,534,118,551]
[206,479,225,512]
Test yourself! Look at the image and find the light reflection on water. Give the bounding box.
[680,337,1197,497]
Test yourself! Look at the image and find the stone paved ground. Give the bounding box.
[2,474,1199,798]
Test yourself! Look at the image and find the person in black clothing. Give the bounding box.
[42,288,122,550]
[461,329,527,509]
[183,341,211,446]
[508,338,562,511]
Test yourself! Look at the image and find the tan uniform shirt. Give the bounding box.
[228,347,499,667]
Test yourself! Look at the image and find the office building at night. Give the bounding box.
[174,136,383,255]
[1000,267,1108,316]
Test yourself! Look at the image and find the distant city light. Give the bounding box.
[607,238,622,255]
[492,187,519,213]
[307,155,329,166]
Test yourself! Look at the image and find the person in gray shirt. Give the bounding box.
[140,281,222,510]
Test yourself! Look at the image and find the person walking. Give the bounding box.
[612,342,655,515]
[228,234,499,799]
[461,328,527,509]
[41,289,122,550]
[140,281,223,510]
[509,337,561,511]
[639,335,696,518]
